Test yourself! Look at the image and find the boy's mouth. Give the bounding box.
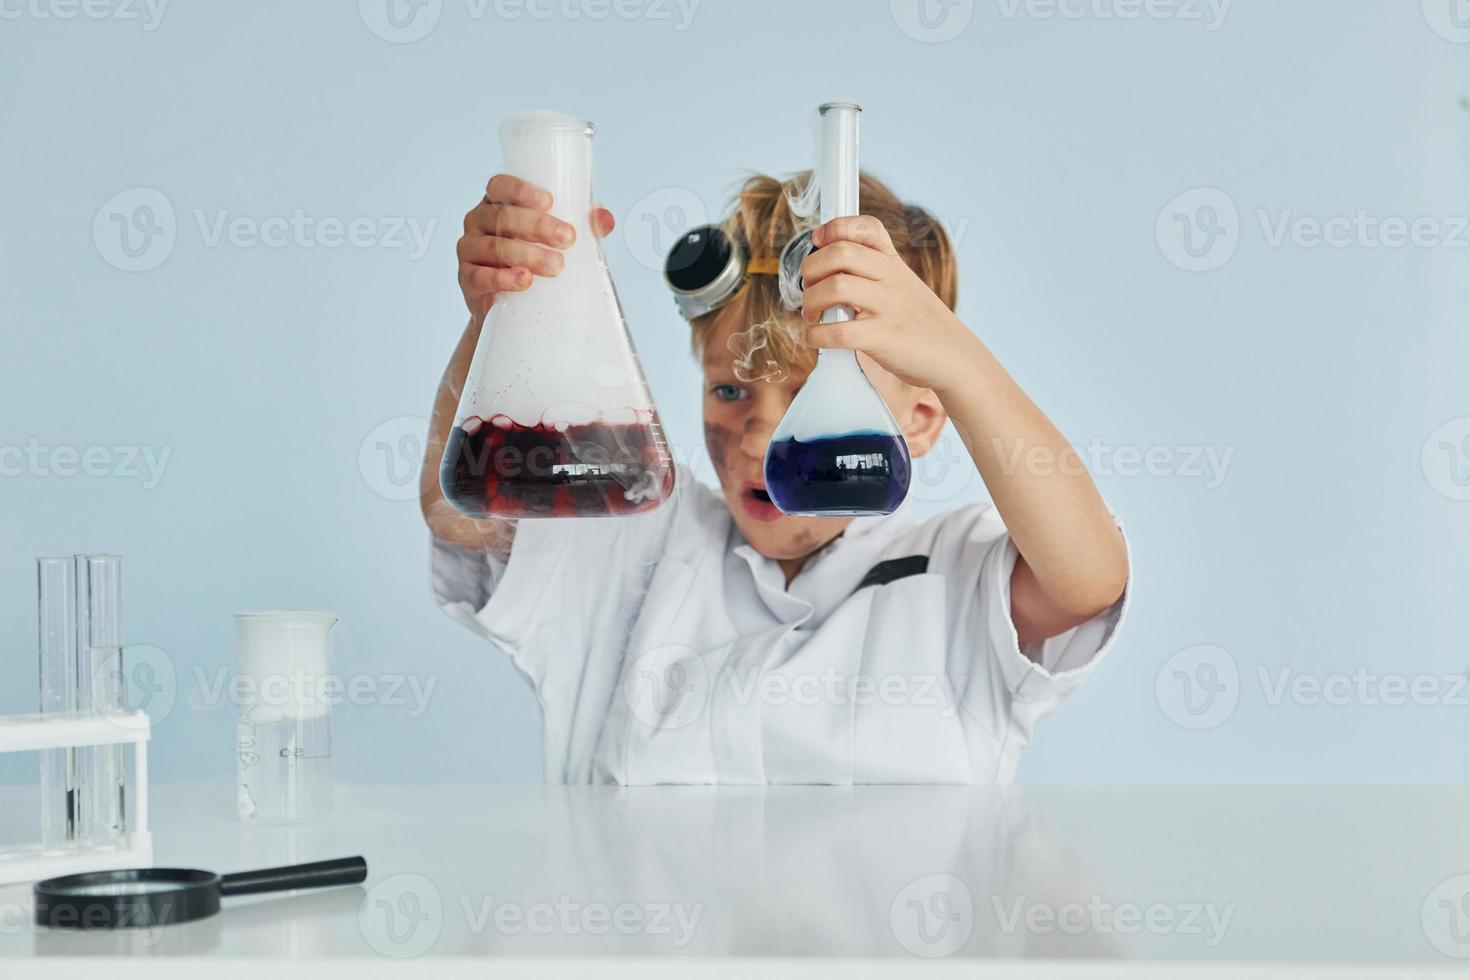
[740,482,782,522]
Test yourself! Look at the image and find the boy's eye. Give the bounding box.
[710,383,747,403]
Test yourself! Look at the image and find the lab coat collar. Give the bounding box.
[729,493,918,568]
[839,494,918,542]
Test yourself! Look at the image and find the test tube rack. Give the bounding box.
[0,710,152,885]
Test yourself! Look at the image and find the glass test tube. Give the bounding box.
[77,554,127,842]
[37,557,78,849]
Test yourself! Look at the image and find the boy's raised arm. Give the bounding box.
[420,313,517,561]
[800,215,1130,651]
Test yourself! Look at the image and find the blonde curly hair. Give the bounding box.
[690,170,958,382]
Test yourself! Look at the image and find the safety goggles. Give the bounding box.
[663,223,814,319]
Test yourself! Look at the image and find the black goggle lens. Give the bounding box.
[664,225,734,292]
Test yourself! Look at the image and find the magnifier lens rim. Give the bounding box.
[35,868,222,930]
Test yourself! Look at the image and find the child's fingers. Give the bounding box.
[812,215,897,255]
[468,202,574,249]
[801,273,881,323]
[591,206,616,238]
[484,174,553,211]
[460,264,532,298]
[800,239,887,286]
[458,234,565,277]
[801,319,869,351]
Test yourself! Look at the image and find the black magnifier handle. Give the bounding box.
[218,856,367,897]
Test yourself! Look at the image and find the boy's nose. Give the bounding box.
[739,416,775,462]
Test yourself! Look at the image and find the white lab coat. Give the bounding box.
[431,465,1129,785]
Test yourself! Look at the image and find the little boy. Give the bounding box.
[423,171,1129,784]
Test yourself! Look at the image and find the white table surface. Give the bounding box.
[0,783,1467,976]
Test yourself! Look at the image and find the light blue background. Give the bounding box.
[2,0,1468,785]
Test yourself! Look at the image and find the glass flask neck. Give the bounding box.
[815,347,862,373]
[816,101,860,225]
[499,112,594,228]
[816,101,861,325]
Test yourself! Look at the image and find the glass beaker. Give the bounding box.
[234,612,336,824]
[440,110,677,520]
[765,102,913,517]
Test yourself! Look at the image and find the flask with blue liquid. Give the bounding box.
[764,101,912,517]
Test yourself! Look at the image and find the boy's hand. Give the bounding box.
[458,174,615,321]
[799,216,978,392]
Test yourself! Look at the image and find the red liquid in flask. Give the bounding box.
[441,414,675,519]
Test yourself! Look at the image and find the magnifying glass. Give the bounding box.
[34,855,368,930]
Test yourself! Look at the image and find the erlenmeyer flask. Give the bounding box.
[764,102,912,517]
[441,111,676,519]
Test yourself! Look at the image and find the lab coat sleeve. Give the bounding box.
[428,482,681,687]
[933,503,1131,750]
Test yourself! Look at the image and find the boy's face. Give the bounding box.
[701,314,910,561]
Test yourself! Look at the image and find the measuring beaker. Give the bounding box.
[234,612,336,824]
[440,110,677,519]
